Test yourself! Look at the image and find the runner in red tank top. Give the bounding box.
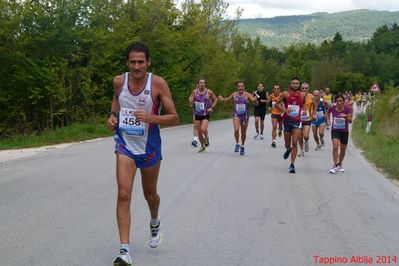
[274,77,308,173]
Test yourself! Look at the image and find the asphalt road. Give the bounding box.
[1,116,399,266]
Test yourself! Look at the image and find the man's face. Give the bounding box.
[127,51,150,79]
[273,86,280,93]
[291,79,300,91]
[313,92,320,100]
[257,83,264,91]
[237,82,245,92]
[198,79,206,89]
[325,88,330,94]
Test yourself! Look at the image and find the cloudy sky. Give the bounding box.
[225,0,399,19]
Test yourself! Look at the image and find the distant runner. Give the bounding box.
[311,90,326,150]
[275,77,306,173]
[188,78,218,153]
[327,93,353,174]
[323,87,333,130]
[218,80,257,155]
[270,84,284,148]
[298,82,316,157]
[253,83,269,140]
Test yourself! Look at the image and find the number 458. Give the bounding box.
[122,117,141,126]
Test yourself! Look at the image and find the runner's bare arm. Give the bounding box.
[326,109,331,125]
[188,90,195,107]
[208,90,218,111]
[247,92,258,103]
[311,96,318,116]
[135,76,179,126]
[218,92,234,103]
[275,91,289,113]
[107,75,123,131]
[346,112,353,124]
[264,92,271,103]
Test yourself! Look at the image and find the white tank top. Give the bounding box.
[116,72,161,155]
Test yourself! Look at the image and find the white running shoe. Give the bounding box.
[150,222,161,248]
[254,132,259,139]
[337,164,345,172]
[113,249,132,266]
[315,145,321,151]
[260,134,264,140]
[298,150,305,157]
[329,165,339,174]
[304,141,309,152]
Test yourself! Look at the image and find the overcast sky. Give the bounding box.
[225,0,399,19]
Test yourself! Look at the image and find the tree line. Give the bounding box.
[1,0,398,137]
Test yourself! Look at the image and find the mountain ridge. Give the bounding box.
[237,9,399,48]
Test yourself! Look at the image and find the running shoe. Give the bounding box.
[198,145,206,153]
[315,145,321,151]
[271,140,276,148]
[298,150,305,157]
[240,146,245,156]
[204,136,209,147]
[113,249,132,266]
[254,132,259,139]
[150,222,161,248]
[278,130,282,138]
[321,138,325,147]
[289,164,296,173]
[283,148,292,159]
[260,134,264,140]
[337,164,345,172]
[329,165,339,174]
[234,144,240,153]
[191,140,198,147]
[304,141,309,152]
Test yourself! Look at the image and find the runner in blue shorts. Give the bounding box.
[311,90,326,150]
[107,42,179,265]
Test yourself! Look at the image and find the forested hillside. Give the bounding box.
[1,0,399,138]
[237,10,399,48]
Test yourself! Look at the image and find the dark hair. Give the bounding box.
[291,77,300,81]
[237,80,245,85]
[125,41,150,61]
[334,93,345,102]
[197,77,206,84]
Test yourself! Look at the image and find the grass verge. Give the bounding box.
[0,121,112,150]
[352,114,399,179]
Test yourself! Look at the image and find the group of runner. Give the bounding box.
[106,41,353,265]
[188,77,353,175]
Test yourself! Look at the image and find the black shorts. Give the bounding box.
[301,121,312,126]
[284,119,301,132]
[254,107,266,120]
[331,130,349,145]
[271,113,283,121]
[195,115,210,121]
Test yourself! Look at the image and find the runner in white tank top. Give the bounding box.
[107,42,179,265]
